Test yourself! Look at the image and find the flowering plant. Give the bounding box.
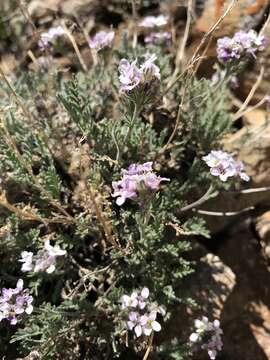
[38,26,65,49]
[19,240,66,274]
[89,31,115,51]
[0,3,267,359]
[112,162,169,205]
[189,317,223,360]
[0,280,33,325]
[121,287,166,337]
[217,30,267,64]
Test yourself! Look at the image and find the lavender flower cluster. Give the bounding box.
[118,54,160,93]
[38,26,65,50]
[217,30,267,63]
[189,317,223,360]
[203,150,249,182]
[0,279,33,325]
[89,30,115,52]
[139,15,168,28]
[145,32,171,45]
[19,240,66,274]
[121,287,166,337]
[112,162,169,206]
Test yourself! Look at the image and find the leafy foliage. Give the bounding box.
[0,13,237,360]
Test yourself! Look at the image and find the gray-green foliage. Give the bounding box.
[0,32,233,360]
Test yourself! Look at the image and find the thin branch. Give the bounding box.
[168,0,193,85]
[0,191,70,225]
[86,181,122,252]
[167,222,200,236]
[160,101,182,153]
[143,333,154,360]
[190,0,237,65]
[233,96,267,121]
[179,185,214,212]
[195,206,254,216]
[61,21,87,72]
[193,34,213,74]
[229,186,270,194]
[17,0,36,31]
[163,56,204,97]
[259,12,270,36]
[234,66,264,117]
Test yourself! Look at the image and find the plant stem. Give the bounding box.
[143,333,154,360]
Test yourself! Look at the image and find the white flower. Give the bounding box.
[190,317,223,360]
[139,15,168,28]
[141,312,162,336]
[140,54,161,80]
[44,240,67,257]
[189,332,199,342]
[203,150,249,182]
[121,292,138,309]
[38,26,65,49]
[89,31,115,51]
[19,251,34,272]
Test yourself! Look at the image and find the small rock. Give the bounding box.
[195,0,268,34]
[190,253,236,317]
[256,211,270,260]
[224,118,270,187]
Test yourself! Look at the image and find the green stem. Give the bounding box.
[124,103,138,144]
[116,103,139,163]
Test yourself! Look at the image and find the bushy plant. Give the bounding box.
[0,9,264,360]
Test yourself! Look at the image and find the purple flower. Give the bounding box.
[203,150,249,182]
[217,30,267,64]
[139,15,168,28]
[112,162,169,206]
[121,292,139,309]
[145,32,171,44]
[137,287,149,309]
[140,54,161,80]
[190,317,223,360]
[140,311,161,336]
[124,162,153,175]
[19,240,66,274]
[38,26,65,49]
[118,59,142,93]
[118,54,160,93]
[121,287,166,338]
[127,311,146,337]
[89,31,115,51]
[0,279,33,325]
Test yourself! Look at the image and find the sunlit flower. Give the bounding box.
[112,162,169,205]
[19,240,66,274]
[118,59,142,93]
[139,15,168,28]
[89,30,115,51]
[190,317,223,360]
[38,26,65,49]
[140,54,161,80]
[217,30,267,63]
[203,150,249,182]
[0,279,33,325]
[120,287,166,338]
[118,54,160,93]
[145,32,171,44]
[140,311,161,336]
